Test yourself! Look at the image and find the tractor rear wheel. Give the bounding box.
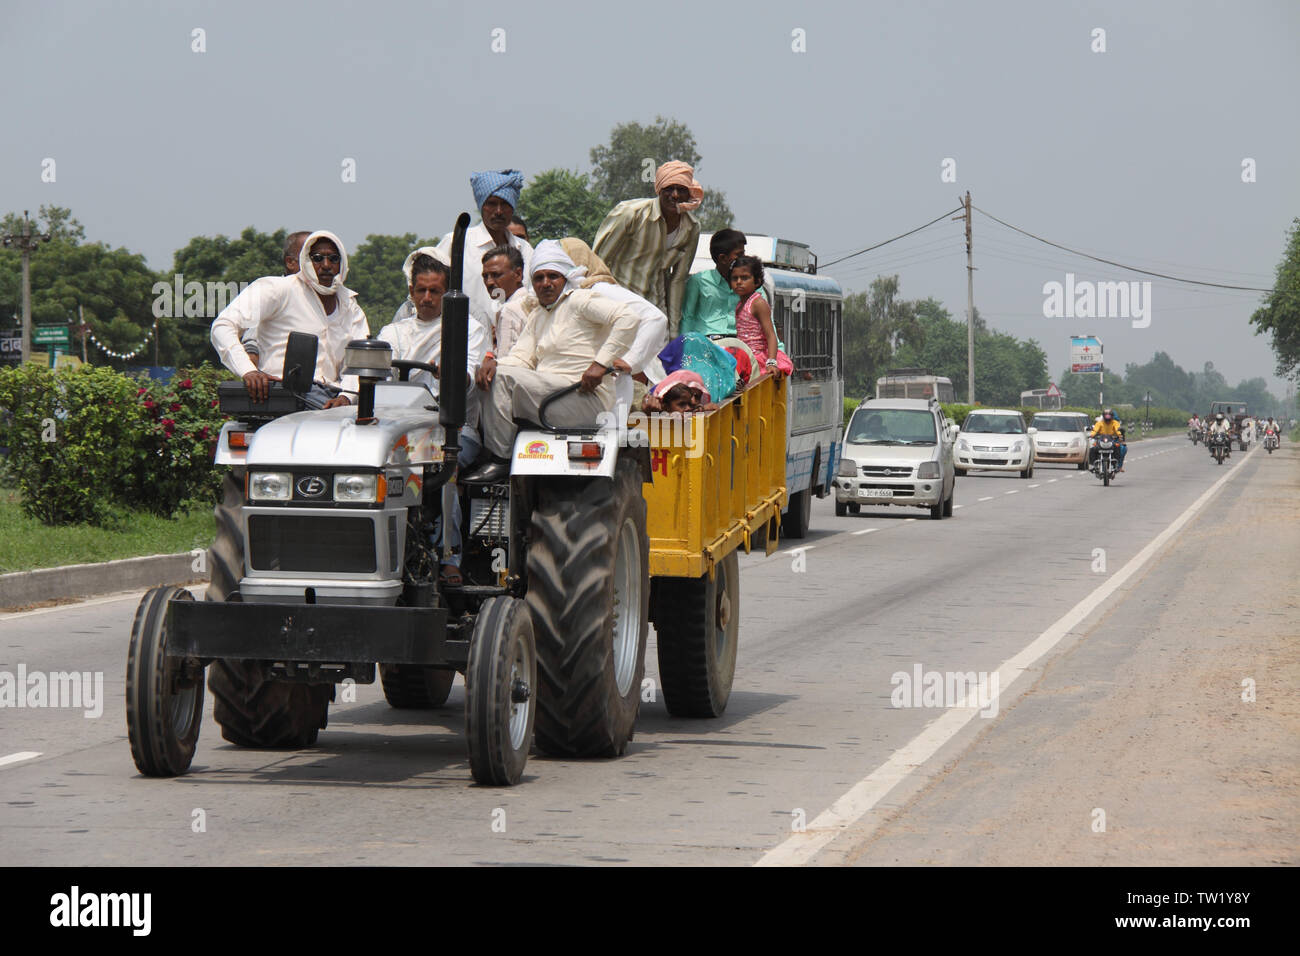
[205,466,332,748]
[526,458,649,758]
[380,665,455,709]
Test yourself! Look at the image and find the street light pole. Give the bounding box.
[1,211,52,364]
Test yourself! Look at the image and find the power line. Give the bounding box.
[973,205,1289,295]
[821,206,964,269]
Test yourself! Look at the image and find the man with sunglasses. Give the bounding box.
[593,160,703,337]
[211,230,369,410]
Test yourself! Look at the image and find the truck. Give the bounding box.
[126,215,788,786]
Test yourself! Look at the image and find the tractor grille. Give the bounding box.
[248,515,377,573]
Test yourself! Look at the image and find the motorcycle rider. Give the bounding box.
[1089,408,1127,472]
[1208,412,1233,456]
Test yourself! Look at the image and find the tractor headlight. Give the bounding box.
[249,471,292,501]
[334,473,382,503]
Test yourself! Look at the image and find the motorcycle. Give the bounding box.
[1208,432,1228,465]
[1264,431,1279,454]
[1188,425,1201,445]
[1089,435,1121,486]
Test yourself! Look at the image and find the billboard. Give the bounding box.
[1070,335,1103,374]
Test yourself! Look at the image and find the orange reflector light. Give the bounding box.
[568,442,603,460]
[227,431,249,449]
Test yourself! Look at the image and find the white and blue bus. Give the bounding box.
[691,234,844,538]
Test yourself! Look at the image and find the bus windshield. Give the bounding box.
[846,408,937,445]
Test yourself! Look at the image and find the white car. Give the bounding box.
[833,397,956,519]
[1029,411,1090,470]
[954,409,1036,478]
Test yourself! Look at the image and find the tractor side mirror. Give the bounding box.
[283,332,319,395]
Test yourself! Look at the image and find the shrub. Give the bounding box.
[127,366,231,515]
[0,364,149,525]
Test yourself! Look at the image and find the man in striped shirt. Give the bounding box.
[593,160,702,338]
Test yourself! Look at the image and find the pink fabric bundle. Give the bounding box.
[651,370,710,403]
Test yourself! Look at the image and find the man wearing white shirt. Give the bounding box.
[378,250,488,397]
[440,169,533,338]
[211,230,367,409]
[376,249,486,582]
[481,245,528,360]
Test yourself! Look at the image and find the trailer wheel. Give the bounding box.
[526,458,649,758]
[466,596,536,786]
[654,549,739,718]
[204,466,332,749]
[126,586,203,777]
[380,665,455,709]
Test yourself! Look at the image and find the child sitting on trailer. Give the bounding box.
[729,256,793,376]
[642,370,710,413]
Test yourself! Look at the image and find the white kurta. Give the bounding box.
[211,274,369,395]
[438,223,533,337]
[376,311,488,397]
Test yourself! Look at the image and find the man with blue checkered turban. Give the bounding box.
[439,169,533,340]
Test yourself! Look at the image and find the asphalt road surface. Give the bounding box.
[2,435,1295,865]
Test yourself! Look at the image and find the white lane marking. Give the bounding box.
[952,504,963,509]
[978,496,993,502]
[756,450,1251,867]
[1004,490,1019,495]
[1028,483,1040,488]
[0,752,42,769]
[851,528,879,536]
[1048,479,1058,483]
[782,545,815,554]
[903,518,916,522]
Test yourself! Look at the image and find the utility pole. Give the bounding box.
[1,211,52,364]
[952,192,975,403]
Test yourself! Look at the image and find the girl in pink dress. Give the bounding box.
[729,256,793,377]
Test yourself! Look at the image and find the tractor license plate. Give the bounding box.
[860,488,893,498]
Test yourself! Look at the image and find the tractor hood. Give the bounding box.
[245,384,446,469]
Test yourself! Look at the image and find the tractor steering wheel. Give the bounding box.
[390,359,439,382]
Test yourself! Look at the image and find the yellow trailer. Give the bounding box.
[640,372,788,717]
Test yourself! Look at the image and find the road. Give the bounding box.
[1,435,1295,865]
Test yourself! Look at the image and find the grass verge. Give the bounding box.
[0,486,214,573]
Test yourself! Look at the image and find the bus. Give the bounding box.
[691,233,844,538]
[1020,387,1066,410]
[875,368,956,404]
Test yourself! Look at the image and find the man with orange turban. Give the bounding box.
[593,160,702,337]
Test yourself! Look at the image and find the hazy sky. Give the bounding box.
[5,0,1298,394]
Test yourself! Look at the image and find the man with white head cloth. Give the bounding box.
[211,229,368,409]
[467,240,640,482]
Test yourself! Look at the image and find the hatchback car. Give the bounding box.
[834,398,955,519]
[1029,412,1090,469]
[954,409,1035,478]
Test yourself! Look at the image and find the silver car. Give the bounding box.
[833,398,956,520]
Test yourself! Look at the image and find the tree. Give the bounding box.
[1250,217,1300,381]
[588,116,737,231]
[841,276,924,397]
[517,169,611,247]
[348,233,438,334]
[1,205,85,244]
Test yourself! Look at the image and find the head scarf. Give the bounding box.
[401,244,451,286]
[654,161,704,212]
[559,238,617,288]
[528,239,587,299]
[470,169,524,211]
[651,370,709,404]
[297,230,349,296]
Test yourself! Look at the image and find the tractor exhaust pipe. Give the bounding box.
[440,212,472,464]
